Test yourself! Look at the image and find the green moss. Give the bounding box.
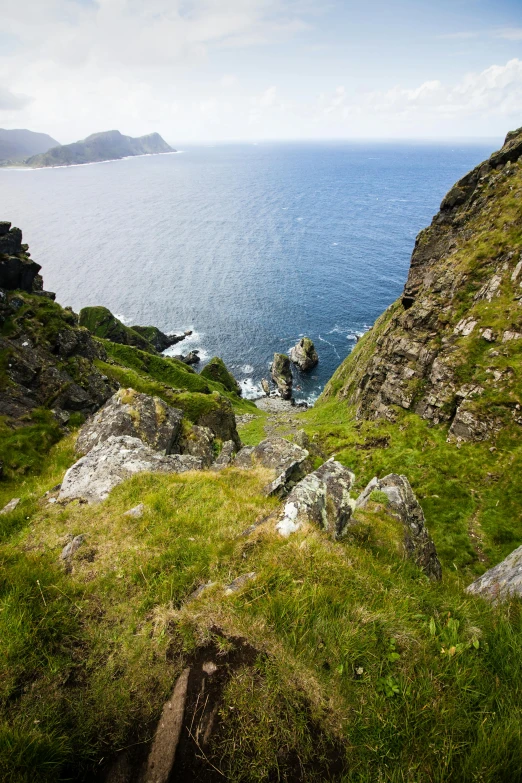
[79,306,153,352]
[369,489,389,505]
[99,340,208,391]
[200,356,239,394]
[96,340,257,416]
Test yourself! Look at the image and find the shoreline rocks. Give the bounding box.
[289,337,318,371]
[271,353,293,399]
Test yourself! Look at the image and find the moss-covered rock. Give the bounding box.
[200,356,241,395]
[79,306,154,352]
[130,324,186,352]
[0,292,114,423]
[171,391,241,447]
[75,388,184,455]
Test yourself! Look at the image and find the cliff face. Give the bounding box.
[26,130,174,167]
[322,128,522,443]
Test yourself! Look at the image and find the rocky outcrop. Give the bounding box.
[271,353,293,399]
[276,459,355,539]
[235,436,310,497]
[75,388,183,455]
[200,357,241,395]
[194,393,241,450]
[212,440,237,470]
[59,435,202,503]
[322,128,522,442]
[130,325,187,352]
[79,307,158,353]
[356,474,442,581]
[466,545,522,603]
[179,425,215,467]
[182,350,200,366]
[289,337,318,371]
[0,287,114,422]
[172,350,201,365]
[0,222,44,293]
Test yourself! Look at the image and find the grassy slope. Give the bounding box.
[96,339,257,418]
[1,429,521,782]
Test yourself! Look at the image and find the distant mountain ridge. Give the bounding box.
[26,130,174,168]
[0,128,60,163]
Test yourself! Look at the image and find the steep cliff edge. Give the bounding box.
[322,128,522,444]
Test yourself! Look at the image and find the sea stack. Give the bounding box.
[289,337,318,371]
[271,353,293,399]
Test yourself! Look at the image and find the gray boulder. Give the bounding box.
[356,474,442,581]
[0,497,20,514]
[466,545,522,603]
[75,388,183,455]
[213,440,237,470]
[276,458,355,539]
[180,425,215,467]
[60,435,203,504]
[60,535,85,560]
[289,337,318,371]
[234,436,310,496]
[271,353,293,399]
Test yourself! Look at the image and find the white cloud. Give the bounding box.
[335,59,522,120]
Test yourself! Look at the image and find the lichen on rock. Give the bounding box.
[356,473,442,581]
[276,458,355,539]
[75,388,184,455]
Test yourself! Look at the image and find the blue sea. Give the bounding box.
[0,140,498,401]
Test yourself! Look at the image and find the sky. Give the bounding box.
[0,0,521,143]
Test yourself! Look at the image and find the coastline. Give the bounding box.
[0,149,183,172]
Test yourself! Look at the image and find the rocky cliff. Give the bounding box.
[0,225,115,426]
[322,128,522,444]
[26,130,174,168]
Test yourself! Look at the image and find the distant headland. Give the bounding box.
[0,129,175,168]
[25,130,175,168]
